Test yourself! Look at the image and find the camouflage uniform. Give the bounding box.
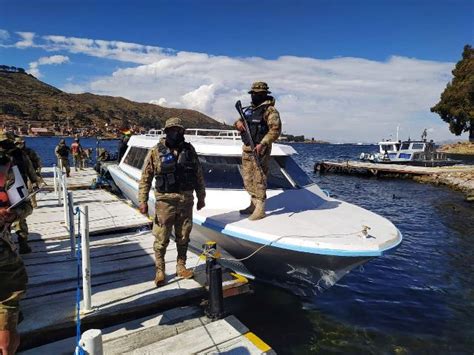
[0,135,30,335]
[138,118,205,286]
[55,140,71,176]
[15,137,42,209]
[71,140,83,171]
[8,139,39,254]
[234,82,281,220]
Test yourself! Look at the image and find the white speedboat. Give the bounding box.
[107,129,402,298]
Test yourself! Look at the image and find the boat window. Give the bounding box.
[400,143,410,150]
[274,156,313,187]
[123,147,149,170]
[380,144,393,152]
[198,155,300,189]
[412,143,425,150]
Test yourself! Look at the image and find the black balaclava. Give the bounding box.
[165,129,185,148]
[0,141,14,164]
[251,92,268,106]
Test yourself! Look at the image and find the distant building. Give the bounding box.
[30,127,54,136]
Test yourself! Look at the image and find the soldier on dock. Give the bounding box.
[55,139,71,177]
[0,132,30,354]
[71,138,83,171]
[234,81,282,220]
[14,137,42,209]
[3,133,40,254]
[138,117,206,287]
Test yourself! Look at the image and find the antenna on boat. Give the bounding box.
[396,125,400,141]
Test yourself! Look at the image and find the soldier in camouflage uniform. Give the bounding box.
[3,134,39,255]
[234,82,282,220]
[0,132,30,354]
[138,117,206,287]
[15,137,42,209]
[55,139,71,177]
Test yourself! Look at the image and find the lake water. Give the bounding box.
[25,138,474,354]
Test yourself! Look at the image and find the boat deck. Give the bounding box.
[16,168,267,353]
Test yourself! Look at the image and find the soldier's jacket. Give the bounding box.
[138,138,206,205]
[234,97,282,151]
[0,163,31,331]
[10,147,39,184]
[24,146,41,172]
[55,144,70,158]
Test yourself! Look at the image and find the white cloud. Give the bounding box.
[28,55,69,78]
[0,29,9,42]
[150,98,168,106]
[12,32,458,141]
[15,32,35,48]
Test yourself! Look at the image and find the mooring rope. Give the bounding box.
[201,228,369,263]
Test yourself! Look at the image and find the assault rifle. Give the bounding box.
[235,100,263,171]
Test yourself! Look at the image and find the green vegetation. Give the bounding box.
[431,45,474,142]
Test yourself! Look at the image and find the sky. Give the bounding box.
[1,0,473,142]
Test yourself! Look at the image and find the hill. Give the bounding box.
[0,68,226,136]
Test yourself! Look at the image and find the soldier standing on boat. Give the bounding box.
[14,137,42,209]
[0,132,30,355]
[3,133,40,254]
[234,81,282,220]
[55,139,71,177]
[138,117,206,287]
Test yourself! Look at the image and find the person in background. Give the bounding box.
[138,118,205,287]
[55,139,70,177]
[0,131,30,354]
[70,138,83,171]
[234,81,282,221]
[118,135,130,162]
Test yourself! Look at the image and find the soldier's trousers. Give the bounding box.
[12,201,33,241]
[0,239,28,331]
[241,146,271,201]
[152,196,194,268]
[72,154,81,171]
[58,157,70,175]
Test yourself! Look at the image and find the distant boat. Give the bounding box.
[360,131,458,167]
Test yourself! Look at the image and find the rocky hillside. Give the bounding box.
[0,69,226,133]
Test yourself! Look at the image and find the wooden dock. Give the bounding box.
[17,168,269,354]
[315,160,474,177]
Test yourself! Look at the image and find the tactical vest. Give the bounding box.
[154,142,198,193]
[241,105,270,146]
[57,144,69,158]
[0,163,10,208]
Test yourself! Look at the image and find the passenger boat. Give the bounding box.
[360,130,457,166]
[107,129,402,298]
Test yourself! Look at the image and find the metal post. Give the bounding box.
[205,264,225,320]
[57,170,62,206]
[53,164,58,195]
[203,241,217,286]
[68,192,75,257]
[78,329,103,355]
[63,177,69,226]
[81,205,92,312]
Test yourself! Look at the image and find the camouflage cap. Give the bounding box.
[164,117,185,130]
[248,81,271,94]
[14,136,25,143]
[0,130,14,142]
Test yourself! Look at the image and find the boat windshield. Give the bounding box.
[199,155,313,189]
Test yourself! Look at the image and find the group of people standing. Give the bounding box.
[54,138,89,177]
[0,81,281,353]
[138,81,281,287]
[0,132,43,354]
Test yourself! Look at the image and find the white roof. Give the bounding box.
[128,130,297,156]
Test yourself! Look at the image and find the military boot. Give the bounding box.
[239,198,255,215]
[18,235,32,254]
[176,246,194,279]
[248,199,266,221]
[154,252,166,287]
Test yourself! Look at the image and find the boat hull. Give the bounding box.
[191,222,370,297]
